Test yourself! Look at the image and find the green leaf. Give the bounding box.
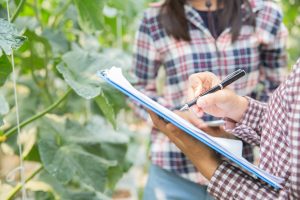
[73,0,106,33]
[57,47,133,100]
[0,53,12,87]
[0,19,27,55]
[38,118,120,192]
[39,169,109,200]
[95,91,116,128]
[101,84,127,114]
[68,192,102,200]
[38,170,72,200]
[71,118,131,189]
[64,118,129,150]
[34,191,56,200]
[64,119,130,190]
[24,143,41,162]
[56,48,104,99]
[42,28,69,56]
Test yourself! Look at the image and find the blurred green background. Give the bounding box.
[0,0,299,199]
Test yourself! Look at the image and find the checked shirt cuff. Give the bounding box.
[224,97,266,146]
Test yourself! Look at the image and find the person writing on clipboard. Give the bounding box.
[132,0,287,199]
[147,59,300,199]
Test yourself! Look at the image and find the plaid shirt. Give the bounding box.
[132,0,287,184]
[208,59,300,199]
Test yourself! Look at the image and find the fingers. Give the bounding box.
[173,110,208,129]
[188,72,220,101]
[188,74,203,100]
[148,110,168,132]
[147,110,182,139]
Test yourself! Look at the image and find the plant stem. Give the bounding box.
[34,0,43,29]
[51,0,72,27]
[4,88,72,138]
[6,165,43,200]
[11,0,27,22]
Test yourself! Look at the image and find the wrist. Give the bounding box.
[227,96,249,122]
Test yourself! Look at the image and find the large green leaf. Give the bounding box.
[94,84,127,129]
[38,170,72,200]
[56,47,104,99]
[57,47,133,99]
[101,83,127,114]
[38,117,128,192]
[0,19,26,55]
[63,118,128,146]
[64,118,130,190]
[56,47,129,127]
[38,170,110,200]
[0,53,12,87]
[42,28,69,56]
[95,91,116,129]
[73,0,106,33]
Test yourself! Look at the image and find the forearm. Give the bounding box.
[168,130,222,180]
[187,149,221,180]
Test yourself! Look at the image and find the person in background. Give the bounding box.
[132,0,287,199]
[147,58,300,199]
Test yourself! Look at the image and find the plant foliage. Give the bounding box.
[0,0,149,199]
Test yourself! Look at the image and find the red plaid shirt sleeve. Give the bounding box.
[131,12,170,120]
[207,60,300,199]
[289,62,300,198]
[250,1,288,101]
[208,161,279,199]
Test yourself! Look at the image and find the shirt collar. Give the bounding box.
[184,0,264,29]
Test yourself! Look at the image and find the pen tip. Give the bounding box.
[179,104,189,111]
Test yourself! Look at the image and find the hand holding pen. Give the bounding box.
[177,69,246,111]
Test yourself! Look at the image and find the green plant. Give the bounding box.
[280,0,300,66]
[0,0,149,199]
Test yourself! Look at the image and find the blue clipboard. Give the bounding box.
[97,67,283,189]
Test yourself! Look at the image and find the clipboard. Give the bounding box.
[97,67,284,189]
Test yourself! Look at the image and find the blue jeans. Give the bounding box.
[143,164,215,200]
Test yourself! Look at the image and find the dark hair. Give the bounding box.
[159,0,256,42]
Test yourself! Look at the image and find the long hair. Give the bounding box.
[158,0,256,42]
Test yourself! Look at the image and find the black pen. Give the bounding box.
[178,69,246,111]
